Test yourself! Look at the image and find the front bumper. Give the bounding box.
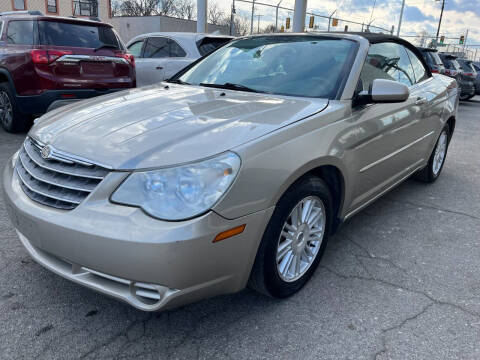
[3,159,273,311]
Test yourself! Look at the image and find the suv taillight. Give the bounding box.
[116,53,135,67]
[31,50,73,64]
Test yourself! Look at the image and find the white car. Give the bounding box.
[126,32,233,87]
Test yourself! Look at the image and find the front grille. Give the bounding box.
[15,138,109,210]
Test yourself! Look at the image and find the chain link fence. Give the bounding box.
[233,0,393,35]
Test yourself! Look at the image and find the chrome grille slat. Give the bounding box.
[24,139,107,180]
[15,164,83,204]
[18,150,99,192]
[18,182,78,210]
[15,138,109,210]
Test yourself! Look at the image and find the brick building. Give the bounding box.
[0,0,111,20]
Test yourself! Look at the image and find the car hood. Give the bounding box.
[30,84,328,170]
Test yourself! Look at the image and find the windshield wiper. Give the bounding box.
[94,44,118,52]
[199,82,263,93]
[166,79,191,85]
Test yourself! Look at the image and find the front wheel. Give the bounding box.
[249,176,333,298]
[460,93,474,101]
[0,82,30,133]
[415,125,450,183]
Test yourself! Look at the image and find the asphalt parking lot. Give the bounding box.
[0,97,479,360]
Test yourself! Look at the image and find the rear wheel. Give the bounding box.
[249,176,333,298]
[415,125,450,183]
[0,82,30,133]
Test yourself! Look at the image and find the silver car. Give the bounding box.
[126,32,233,87]
[3,33,458,311]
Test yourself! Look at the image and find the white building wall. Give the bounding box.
[108,15,230,43]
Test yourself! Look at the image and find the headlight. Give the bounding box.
[111,152,241,220]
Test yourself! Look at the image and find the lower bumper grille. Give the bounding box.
[15,138,109,210]
[17,231,178,311]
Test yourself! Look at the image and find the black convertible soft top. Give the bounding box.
[347,32,433,77]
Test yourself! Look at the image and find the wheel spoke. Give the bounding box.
[301,199,313,222]
[285,222,297,232]
[294,254,301,276]
[303,244,314,258]
[308,210,322,227]
[291,206,299,226]
[310,227,323,235]
[277,240,293,262]
[278,250,291,274]
[281,252,295,276]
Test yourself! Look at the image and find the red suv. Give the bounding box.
[0,11,136,132]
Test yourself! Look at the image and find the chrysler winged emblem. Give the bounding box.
[41,145,53,160]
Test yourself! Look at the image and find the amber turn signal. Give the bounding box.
[213,224,246,243]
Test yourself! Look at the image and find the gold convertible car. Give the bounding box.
[3,33,458,311]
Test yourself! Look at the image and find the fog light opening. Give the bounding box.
[130,282,163,305]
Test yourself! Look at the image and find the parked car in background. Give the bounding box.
[0,11,136,133]
[457,58,477,100]
[4,33,458,311]
[417,47,445,74]
[473,62,480,94]
[439,53,475,100]
[126,32,233,87]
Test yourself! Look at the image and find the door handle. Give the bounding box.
[156,66,163,70]
[415,97,427,105]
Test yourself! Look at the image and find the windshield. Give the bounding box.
[442,57,461,71]
[197,37,232,56]
[459,60,476,73]
[430,52,444,66]
[39,21,120,49]
[178,35,357,99]
[450,59,462,71]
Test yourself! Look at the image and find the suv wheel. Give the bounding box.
[0,82,30,133]
[249,176,333,298]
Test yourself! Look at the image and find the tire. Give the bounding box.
[415,124,450,183]
[460,93,474,101]
[0,82,30,133]
[249,176,333,298]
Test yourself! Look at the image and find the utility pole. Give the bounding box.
[275,0,284,32]
[462,29,469,56]
[197,0,208,33]
[230,0,236,36]
[250,0,255,35]
[435,0,445,49]
[256,14,264,33]
[397,0,405,36]
[292,0,307,33]
[369,0,376,25]
[327,9,336,32]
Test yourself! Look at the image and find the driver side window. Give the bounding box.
[358,42,416,92]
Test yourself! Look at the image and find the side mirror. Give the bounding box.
[356,79,410,106]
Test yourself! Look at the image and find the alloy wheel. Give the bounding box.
[432,131,448,176]
[0,91,13,129]
[276,196,326,282]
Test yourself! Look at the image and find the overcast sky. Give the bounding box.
[217,0,479,47]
